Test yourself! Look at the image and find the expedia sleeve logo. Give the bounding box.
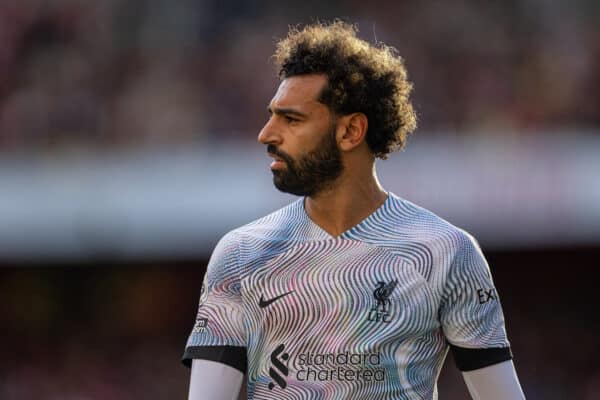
[477,287,497,304]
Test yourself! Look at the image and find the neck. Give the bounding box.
[304,163,387,237]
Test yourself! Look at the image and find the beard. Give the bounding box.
[267,125,343,197]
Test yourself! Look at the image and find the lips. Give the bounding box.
[266,145,292,170]
[269,158,286,169]
[266,151,287,171]
[268,153,285,162]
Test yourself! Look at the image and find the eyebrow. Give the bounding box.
[267,106,309,118]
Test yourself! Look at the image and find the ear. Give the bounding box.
[337,112,368,152]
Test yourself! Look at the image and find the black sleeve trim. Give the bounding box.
[182,345,247,373]
[450,345,513,372]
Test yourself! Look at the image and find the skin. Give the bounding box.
[257,74,388,238]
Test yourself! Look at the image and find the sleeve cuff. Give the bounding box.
[182,345,247,374]
[450,344,513,372]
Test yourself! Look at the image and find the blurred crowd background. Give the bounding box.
[1,0,599,151]
[1,1,599,399]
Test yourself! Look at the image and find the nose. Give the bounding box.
[257,116,281,146]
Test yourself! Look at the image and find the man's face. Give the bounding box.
[258,74,343,196]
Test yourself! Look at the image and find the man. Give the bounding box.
[183,21,525,400]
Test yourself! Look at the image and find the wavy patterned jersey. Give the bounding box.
[183,193,511,399]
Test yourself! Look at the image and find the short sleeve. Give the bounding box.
[182,232,247,372]
[439,232,512,371]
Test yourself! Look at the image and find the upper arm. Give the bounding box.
[182,232,247,373]
[439,232,512,371]
[188,359,244,400]
[462,360,525,400]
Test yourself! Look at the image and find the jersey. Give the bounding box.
[183,193,512,400]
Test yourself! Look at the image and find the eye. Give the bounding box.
[284,115,299,123]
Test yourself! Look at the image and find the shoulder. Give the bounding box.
[228,198,304,240]
[210,199,306,270]
[385,193,471,247]
[386,195,489,292]
[389,197,489,273]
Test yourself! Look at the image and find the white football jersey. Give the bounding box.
[183,193,511,400]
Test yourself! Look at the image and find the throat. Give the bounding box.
[303,190,388,238]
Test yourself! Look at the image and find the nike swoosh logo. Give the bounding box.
[259,290,295,308]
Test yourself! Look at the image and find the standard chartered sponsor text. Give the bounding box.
[294,351,386,382]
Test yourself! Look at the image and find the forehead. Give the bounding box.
[270,74,328,110]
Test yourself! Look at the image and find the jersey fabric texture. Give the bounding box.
[183,193,512,400]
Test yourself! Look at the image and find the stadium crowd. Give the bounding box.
[0,0,598,152]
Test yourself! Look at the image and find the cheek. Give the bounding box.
[293,123,326,148]
[279,134,303,159]
[283,119,328,157]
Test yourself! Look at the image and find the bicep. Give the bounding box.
[188,359,244,400]
[183,233,247,366]
[462,360,525,400]
[440,233,511,357]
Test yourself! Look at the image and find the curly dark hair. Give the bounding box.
[274,21,417,159]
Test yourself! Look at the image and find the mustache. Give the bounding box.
[267,144,294,164]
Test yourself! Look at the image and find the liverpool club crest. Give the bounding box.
[367,279,398,323]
